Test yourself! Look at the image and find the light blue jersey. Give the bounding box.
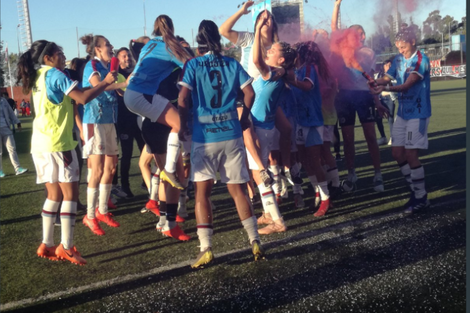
[82,58,117,124]
[386,50,431,119]
[278,87,297,119]
[127,37,185,95]
[291,65,323,127]
[251,70,285,130]
[44,67,78,105]
[179,52,253,143]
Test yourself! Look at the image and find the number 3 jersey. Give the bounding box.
[179,52,253,144]
[386,50,431,120]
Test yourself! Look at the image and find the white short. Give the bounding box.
[247,127,276,170]
[323,125,335,142]
[124,89,169,122]
[295,125,324,147]
[392,116,430,149]
[32,150,80,184]
[82,123,119,158]
[190,137,249,184]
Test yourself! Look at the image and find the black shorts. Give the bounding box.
[335,90,376,126]
[141,119,171,154]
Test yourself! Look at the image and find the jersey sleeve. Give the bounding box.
[82,61,100,87]
[385,56,398,80]
[411,53,429,80]
[235,32,255,48]
[46,68,78,105]
[237,63,253,90]
[178,59,196,91]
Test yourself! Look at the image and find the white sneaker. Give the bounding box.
[388,138,392,145]
[377,137,387,145]
[373,174,384,192]
[111,185,128,198]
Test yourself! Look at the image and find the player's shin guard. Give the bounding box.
[258,184,282,221]
[86,187,98,219]
[241,216,260,244]
[98,184,112,214]
[60,201,77,250]
[399,161,412,190]
[42,199,60,247]
[411,166,426,199]
[197,224,213,251]
[164,132,181,174]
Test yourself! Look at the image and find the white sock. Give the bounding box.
[164,132,181,173]
[327,167,340,187]
[399,162,412,190]
[150,172,160,201]
[317,181,330,200]
[269,165,281,195]
[308,175,318,192]
[197,225,213,251]
[87,168,92,183]
[60,201,77,250]
[293,183,302,194]
[87,187,98,219]
[241,216,260,244]
[98,184,112,214]
[258,184,281,221]
[42,199,61,247]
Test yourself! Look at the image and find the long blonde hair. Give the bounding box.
[152,15,191,63]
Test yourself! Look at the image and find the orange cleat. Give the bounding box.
[108,197,117,210]
[145,200,160,216]
[162,224,190,241]
[37,243,60,261]
[314,199,331,217]
[95,208,120,227]
[83,215,105,236]
[176,214,185,223]
[55,244,86,265]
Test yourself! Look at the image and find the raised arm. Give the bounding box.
[253,11,271,79]
[331,0,342,32]
[219,0,254,44]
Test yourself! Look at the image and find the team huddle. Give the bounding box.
[15,0,431,268]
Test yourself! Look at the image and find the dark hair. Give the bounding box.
[395,27,417,44]
[277,41,297,70]
[80,34,106,58]
[152,15,191,63]
[196,20,222,55]
[116,47,129,56]
[254,10,280,60]
[294,41,330,82]
[16,40,62,94]
[68,58,87,82]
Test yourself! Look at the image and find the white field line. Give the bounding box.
[1,197,465,311]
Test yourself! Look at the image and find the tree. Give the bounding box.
[0,41,5,87]
[4,53,19,87]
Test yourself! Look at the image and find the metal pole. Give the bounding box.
[460,42,463,64]
[143,0,147,36]
[76,27,80,58]
[6,44,14,99]
[16,24,21,54]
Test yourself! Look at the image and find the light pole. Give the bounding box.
[16,24,21,54]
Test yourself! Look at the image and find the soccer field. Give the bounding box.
[0,79,466,312]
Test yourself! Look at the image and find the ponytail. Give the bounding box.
[80,34,105,59]
[16,40,61,94]
[196,20,222,55]
[152,15,191,63]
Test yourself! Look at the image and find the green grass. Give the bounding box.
[0,79,466,312]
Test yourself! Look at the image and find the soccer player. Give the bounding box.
[16,40,116,264]
[375,59,396,146]
[80,34,126,236]
[178,19,262,268]
[369,28,431,213]
[248,11,297,235]
[331,0,388,192]
[287,41,331,217]
[124,15,192,191]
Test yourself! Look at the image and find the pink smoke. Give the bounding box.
[329,28,364,72]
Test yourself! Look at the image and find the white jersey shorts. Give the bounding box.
[82,123,119,158]
[247,127,276,170]
[295,125,324,147]
[392,116,430,149]
[32,149,80,184]
[322,125,335,142]
[191,137,249,184]
[124,89,169,123]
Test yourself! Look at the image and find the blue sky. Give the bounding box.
[0,0,466,60]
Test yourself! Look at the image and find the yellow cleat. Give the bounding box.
[191,248,213,269]
[160,169,184,190]
[252,240,265,261]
